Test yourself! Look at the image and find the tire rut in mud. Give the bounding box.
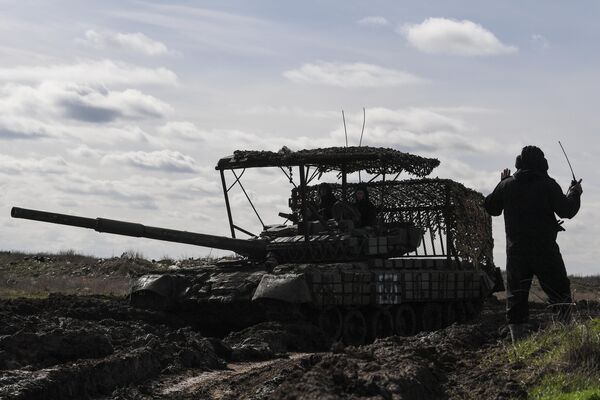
[0,295,225,399]
[0,294,334,400]
[153,303,526,400]
[0,294,557,400]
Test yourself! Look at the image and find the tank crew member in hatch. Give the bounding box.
[354,184,377,228]
[317,182,337,220]
[484,145,582,343]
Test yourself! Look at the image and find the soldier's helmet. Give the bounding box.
[516,145,548,172]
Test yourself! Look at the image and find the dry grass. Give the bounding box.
[0,250,128,298]
[0,274,130,298]
[562,322,600,371]
[506,318,600,399]
[0,249,97,266]
[0,250,222,299]
[493,273,600,303]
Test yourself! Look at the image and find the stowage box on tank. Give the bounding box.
[11,146,503,345]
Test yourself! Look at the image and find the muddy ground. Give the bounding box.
[1,253,599,399]
[0,293,548,400]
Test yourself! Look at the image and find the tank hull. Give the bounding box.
[130,258,499,344]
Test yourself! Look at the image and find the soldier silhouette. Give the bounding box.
[353,184,377,228]
[317,182,337,220]
[484,145,582,343]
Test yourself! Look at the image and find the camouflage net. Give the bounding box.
[217,146,440,177]
[292,179,493,266]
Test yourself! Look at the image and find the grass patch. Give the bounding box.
[505,318,600,399]
[0,250,221,299]
[495,272,600,303]
[508,320,600,365]
[0,249,97,267]
[0,275,130,299]
[0,288,50,299]
[529,374,600,400]
[120,249,146,260]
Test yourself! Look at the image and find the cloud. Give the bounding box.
[167,176,222,198]
[111,4,280,56]
[0,59,177,86]
[436,157,499,193]
[205,129,271,148]
[426,106,497,114]
[283,62,424,88]
[0,154,69,175]
[156,124,273,150]
[133,3,268,27]
[357,16,390,27]
[157,121,205,140]
[366,107,466,133]
[193,107,495,156]
[531,34,550,49]
[0,82,172,124]
[57,174,158,209]
[53,172,222,212]
[68,144,104,159]
[356,129,482,153]
[0,44,52,63]
[155,107,499,162]
[0,116,54,140]
[292,107,495,154]
[101,150,198,173]
[78,30,169,56]
[29,121,151,144]
[57,85,172,122]
[243,106,338,119]
[400,18,517,56]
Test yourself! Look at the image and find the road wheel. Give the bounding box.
[443,302,456,327]
[419,303,443,332]
[394,305,417,336]
[369,308,394,340]
[317,306,343,341]
[455,301,468,323]
[343,309,367,346]
[130,291,168,311]
[465,300,483,320]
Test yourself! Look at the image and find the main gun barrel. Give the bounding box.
[11,207,266,258]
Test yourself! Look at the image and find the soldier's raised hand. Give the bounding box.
[568,179,583,196]
[501,168,511,181]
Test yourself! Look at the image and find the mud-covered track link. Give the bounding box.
[315,300,483,345]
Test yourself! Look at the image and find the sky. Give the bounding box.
[0,1,598,274]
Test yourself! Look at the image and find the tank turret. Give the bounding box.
[10,206,422,264]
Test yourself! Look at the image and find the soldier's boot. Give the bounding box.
[509,323,525,344]
[557,304,574,325]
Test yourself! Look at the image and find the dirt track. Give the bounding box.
[3,252,591,399]
[0,292,539,400]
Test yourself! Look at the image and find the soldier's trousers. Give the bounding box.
[506,240,572,324]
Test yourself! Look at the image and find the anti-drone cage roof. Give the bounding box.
[216,146,440,177]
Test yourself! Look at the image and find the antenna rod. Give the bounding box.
[342,109,348,147]
[358,107,367,182]
[359,107,366,147]
[558,140,577,181]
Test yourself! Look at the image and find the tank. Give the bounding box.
[11,146,504,345]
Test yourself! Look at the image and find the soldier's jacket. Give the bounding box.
[484,169,580,246]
